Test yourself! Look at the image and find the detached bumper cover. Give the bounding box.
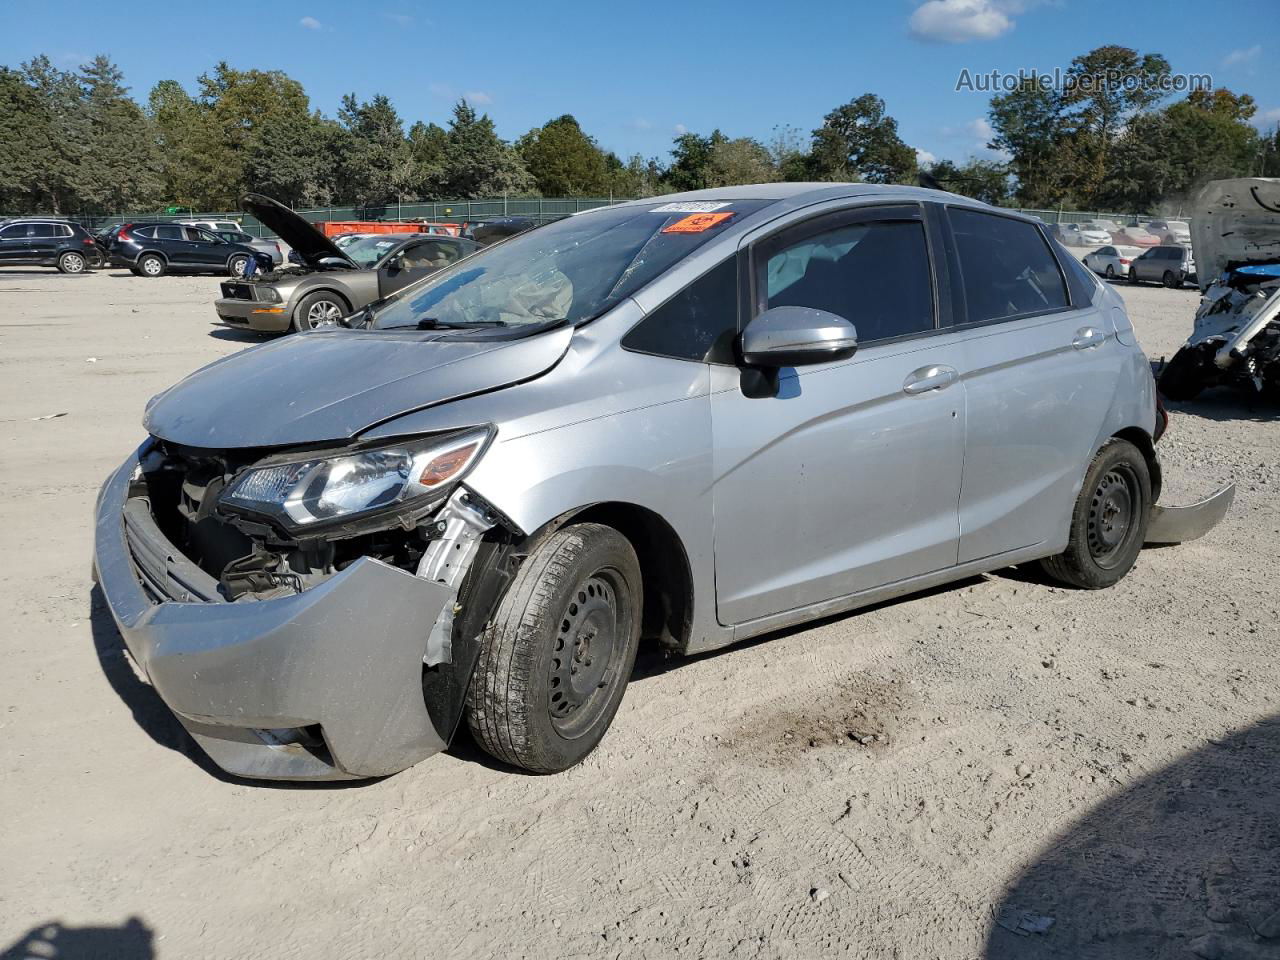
[1145,483,1235,544]
[93,448,452,780]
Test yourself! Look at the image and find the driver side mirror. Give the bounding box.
[740,306,858,367]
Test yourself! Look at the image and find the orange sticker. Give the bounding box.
[661,212,735,234]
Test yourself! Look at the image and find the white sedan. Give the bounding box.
[1059,222,1111,246]
[1082,245,1143,280]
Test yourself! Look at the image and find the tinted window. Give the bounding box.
[0,224,31,239]
[764,218,933,343]
[622,257,737,363]
[28,224,59,238]
[949,209,1068,323]
[1099,247,1115,256]
[154,225,184,241]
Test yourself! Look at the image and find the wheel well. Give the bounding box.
[1112,427,1162,502]
[548,502,693,652]
[297,288,353,313]
[138,250,167,263]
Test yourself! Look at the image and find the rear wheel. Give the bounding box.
[137,254,165,277]
[1162,270,1179,288]
[292,291,347,331]
[466,523,642,773]
[1128,268,1140,284]
[1105,264,1116,279]
[1040,439,1151,590]
[227,254,250,277]
[57,251,87,274]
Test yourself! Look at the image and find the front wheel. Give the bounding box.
[292,291,347,331]
[1040,439,1151,590]
[466,523,642,773]
[228,254,250,277]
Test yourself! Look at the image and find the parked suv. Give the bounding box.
[1128,245,1196,287]
[93,184,1232,781]
[107,222,266,277]
[0,219,101,273]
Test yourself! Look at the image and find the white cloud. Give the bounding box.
[937,117,1010,162]
[1222,45,1261,68]
[1255,106,1280,129]
[299,15,322,29]
[627,118,654,131]
[909,0,1014,44]
[967,117,994,141]
[915,147,938,167]
[674,123,688,135]
[463,91,493,105]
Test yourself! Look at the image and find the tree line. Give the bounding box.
[1,46,1277,218]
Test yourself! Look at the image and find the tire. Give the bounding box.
[227,254,250,277]
[1040,438,1151,590]
[292,290,348,331]
[57,251,87,274]
[1128,268,1139,284]
[466,523,643,773]
[1105,264,1116,280]
[1162,270,1178,289]
[137,253,165,278]
[1158,343,1213,401]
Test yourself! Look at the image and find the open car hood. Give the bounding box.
[241,193,356,269]
[143,326,573,449]
[1191,178,1280,289]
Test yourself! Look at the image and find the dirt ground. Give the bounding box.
[0,265,1276,960]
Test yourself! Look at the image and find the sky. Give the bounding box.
[2,0,1278,168]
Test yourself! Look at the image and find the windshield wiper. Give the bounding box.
[413,317,509,330]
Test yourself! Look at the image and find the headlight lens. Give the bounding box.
[221,427,492,531]
[258,286,282,303]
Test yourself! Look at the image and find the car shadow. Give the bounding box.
[0,917,154,960]
[89,586,372,791]
[984,712,1280,958]
[207,326,272,344]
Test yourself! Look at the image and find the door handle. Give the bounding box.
[1072,327,1106,350]
[903,364,959,395]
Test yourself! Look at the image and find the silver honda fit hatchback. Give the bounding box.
[93,184,1232,780]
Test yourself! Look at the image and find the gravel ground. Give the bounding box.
[0,266,1276,960]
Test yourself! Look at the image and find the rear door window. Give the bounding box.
[948,208,1069,324]
[29,224,58,238]
[0,224,31,239]
[760,215,935,344]
[154,225,184,241]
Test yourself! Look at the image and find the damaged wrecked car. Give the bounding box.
[1159,178,1280,401]
[214,194,480,334]
[93,184,1234,781]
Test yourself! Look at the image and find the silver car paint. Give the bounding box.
[96,183,1182,778]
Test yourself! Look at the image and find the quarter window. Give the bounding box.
[621,257,738,363]
[763,218,934,343]
[949,209,1068,324]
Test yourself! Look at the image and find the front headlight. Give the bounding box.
[220,427,492,533]
[258,286,282,303]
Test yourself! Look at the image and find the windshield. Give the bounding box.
[370,200,770,330]
[342,236,407,267]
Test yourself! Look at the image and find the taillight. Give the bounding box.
[1120,258,1131,265]
[118,224,133,243]
[82,236,94,245]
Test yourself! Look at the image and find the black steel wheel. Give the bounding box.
[466,523,642,773]
[1162,270,1179,288]
[1040,438,1151,589]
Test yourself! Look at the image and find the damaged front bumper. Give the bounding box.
[1146,484,1236,545]
[92,447,454,780]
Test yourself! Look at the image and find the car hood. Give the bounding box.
[241,193,356,269]
[1191,178,1280,289]
[143,325,574,449]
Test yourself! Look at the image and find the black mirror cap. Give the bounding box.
[740,305,858,368]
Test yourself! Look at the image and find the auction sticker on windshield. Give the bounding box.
[651,201,731,213]
[661,212,735,234]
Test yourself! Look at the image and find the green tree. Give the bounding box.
[0,67,52,212]
[518,115,611,195]
[439,100,533,198]
[706,137,778,186]
[923,157,1010,206]
[665,130,726,191]
[21,55,86,213]
[988,79,1069,207]
[810,94,916,183]
[148,79,225,208]
[244,111,338,207]
[77,56,160,212]
[406,120,449,198]
[336,93,410,206]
